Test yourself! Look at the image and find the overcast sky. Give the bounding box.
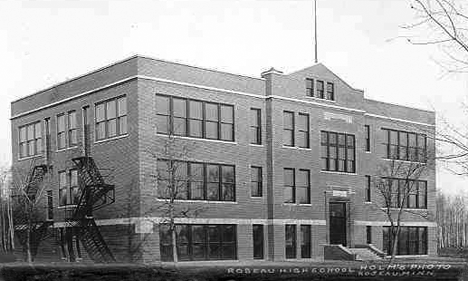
[1,0,467,195]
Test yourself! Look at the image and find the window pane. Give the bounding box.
[156,95,170,115]
[189,120,203,137]
[283,131,293,146]
[57,115,65,132]
[107,100,116,119]
[253,225,264,259]
[118,97,127,116]
[205,103,218,121]
[189,101,202,119]
[35,123,41,138]
[96,122,106,140]
[205,122,218,139]
[220,105,233,123]
[284,169,294,186]
[108,119,117,137]
[298,114,308,130]
[156,115,169,134]
[250,109,260,127]
[119,116,127,134]
[220,124,233,141]
[96,103,105,122]
[173,118,186,136]
[173,98,186,117]
[68,112,76,129]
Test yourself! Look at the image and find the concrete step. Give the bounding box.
[348,247,382,261]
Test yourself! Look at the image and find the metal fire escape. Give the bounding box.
[15,164,53,260]
[65,156,116,263]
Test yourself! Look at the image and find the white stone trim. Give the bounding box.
[354,220,437,227]
[12,74,435,130]
[11,76,138,120]
[364,113,435,128]
[53,217,327,227]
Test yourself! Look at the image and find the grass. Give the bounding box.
[0,258,466,281]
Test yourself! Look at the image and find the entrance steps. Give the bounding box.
[348,247,382,261]
[324,244,386,261]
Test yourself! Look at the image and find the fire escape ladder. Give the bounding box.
[68,156,116,263]
[78,218,115,263]
[25,165,48,200]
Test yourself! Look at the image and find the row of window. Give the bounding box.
[157,160,235,202]
[18,96,128,159]
[364,176,427,209]
[160,224,237,261]
[160,224,428,261]
[159,224,313,261]
[156,95,234,141]
[306,78,335,101]
[321,131,356,173]
[383,128,427,162]
[157,159,428,209]
[383,226,428,255]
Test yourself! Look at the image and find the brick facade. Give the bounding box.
[10,55,436,263]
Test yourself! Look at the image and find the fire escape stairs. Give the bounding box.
[68,156,116,263]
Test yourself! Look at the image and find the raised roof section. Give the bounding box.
[363,98,435,126]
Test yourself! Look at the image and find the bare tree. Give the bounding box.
[402,0,468,176]
[0,164,14,252]
[371,152,435,262]
[10,160,50,263]
[145,133,204,263]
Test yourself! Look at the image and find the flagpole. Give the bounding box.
[314,0,318,63]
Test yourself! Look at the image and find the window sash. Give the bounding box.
[158,160,235,202]
[251,166,262,197]
[253,225,264,259]
[160,224,237,261]
[383,129,427,163]
[305,78,314,97]
[19,122,42,158]
[321,131,355,173]
[95,96,127,140]
[283,111,294,146]
[250,108,261,144]
[285,225,297,259]
[297,113,309,148]
[300,225,311,258]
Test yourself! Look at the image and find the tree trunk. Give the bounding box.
[171,228,178,263]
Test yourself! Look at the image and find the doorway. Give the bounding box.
[329,202,347,246]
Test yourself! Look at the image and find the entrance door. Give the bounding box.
[329,202,347,246]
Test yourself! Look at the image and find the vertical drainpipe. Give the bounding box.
[261,67,283,261]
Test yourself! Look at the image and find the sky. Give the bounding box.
[1,0,467,195]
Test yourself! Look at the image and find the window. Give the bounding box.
[383,226,427,255]
[160,224,237,261]
[383,129,426,162]
[47,190,53,220]
[301,225,311,258]
[321,131,355,173]
[173,98,187,136]
[365,175,371,202]
[59,170,80,206]
[297,113,310,148]
[250,166,262,197]
[326,82,334,100]
[19,122,42,158]
[157,160,235,202]
[253,224,264,259]
[68,111,77,147]
[250,108,261,145]
[156,94,234,141]
[366,226,372,244]
[283,168,295,203]
[285,224,297,259]
[57,114,66,150]
[283,111,294,147]
[297,170,310,204]
[316,80,324,98]
[70,169,79,205]
[385,178,427,209]
[95,96,127,141]
[58,171,67,206]
[364,125,370,152]
[306,78,314,97]
[284,168,310,204]
[189,100,203,138]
